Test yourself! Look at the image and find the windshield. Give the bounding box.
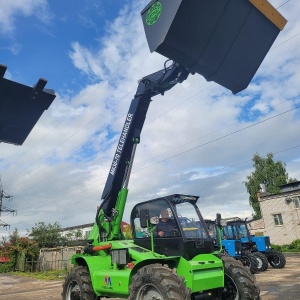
[223,225,235,239]
[174,201,210,240]
[132,199,211,240]
[235,223,248,238]
[223,222,249,240]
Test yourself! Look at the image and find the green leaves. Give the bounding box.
[30,221,65,248]
[245,152,295,219]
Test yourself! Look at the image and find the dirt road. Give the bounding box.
[256,253,300,300]
[0,253,299,299]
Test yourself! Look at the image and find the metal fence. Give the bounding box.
[25,258,70,272]
[16,246,85,272]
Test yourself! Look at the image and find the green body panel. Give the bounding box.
[177,254,224,293]
[72,240,224,297]
[72,240,166,297]
[111,188,128,239]
[88,223,100,241]
[93,269,131,296]
[88,188,128,242]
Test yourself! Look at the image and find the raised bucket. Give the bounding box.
[141,0,287,94]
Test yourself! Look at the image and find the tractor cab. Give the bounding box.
[226,219,272,252]
[130,194,214,260]
[224,219,254,250]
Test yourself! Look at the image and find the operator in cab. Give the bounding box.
[156,209,178,237]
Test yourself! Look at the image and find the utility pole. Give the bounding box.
[0,178,17,229]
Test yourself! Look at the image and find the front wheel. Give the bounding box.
[267,250,286,268]
[221,255,261,300]
[252,252,268,272]
[241,253,259,274]
[128,264,190,300]
[62,266,98,300]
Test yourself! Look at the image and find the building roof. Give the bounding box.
[279,181,300,193]
[248,218,265,230]
[259,180,300,199]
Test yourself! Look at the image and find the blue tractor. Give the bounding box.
[205,219,259,274]
[224,218,286,270]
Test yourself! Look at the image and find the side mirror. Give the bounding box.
[216,213,226,228]
[140,209,149,228]
[216,213,222,228]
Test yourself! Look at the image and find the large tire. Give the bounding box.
[241,253,259,274]
[62,266,98,300]
[252,252,268,272]
[128,264,190,300]
[267,250,286,268]
[221,256,261,300]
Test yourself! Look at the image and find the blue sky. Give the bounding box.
[1,0,300,238]
[0,0,125,94]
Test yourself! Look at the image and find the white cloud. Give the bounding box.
[0,0,52,35]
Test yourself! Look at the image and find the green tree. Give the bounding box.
[74,229,83,240]
[244,153,297,219]
[30,221,66,248]
[0,228,39,272]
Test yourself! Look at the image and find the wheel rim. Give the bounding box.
[66,280,81,300]
[223,274,240,300]
[243,256,250,267]
[136,283,163,300]
[256,257,263,269]
[271,253,280,266]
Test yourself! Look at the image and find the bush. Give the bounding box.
[270,243,281,251]
[290,239,300,251]
[0,262,14,273]
[271,239,300,252]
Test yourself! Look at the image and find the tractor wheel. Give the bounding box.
[62,266,98,300]
[267,250,286,268]
[128,263,190,300]
[241,253,259,274]
[252,252,268,272]
[221,255,261,300]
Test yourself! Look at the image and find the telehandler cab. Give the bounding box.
[62,0,287,299]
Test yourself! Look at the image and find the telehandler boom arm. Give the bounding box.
[94,62,189,241]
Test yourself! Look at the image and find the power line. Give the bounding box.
[2,25,299,191]
[276,0,291,9]
[0,178,16,229]
[8,96,300,214]
[2,86,300,215]
[134,94,300,170]
[3,143,300,232]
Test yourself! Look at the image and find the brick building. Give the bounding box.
[254,181,300,245]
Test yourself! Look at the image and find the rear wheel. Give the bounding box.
[267,250,286,268]
[241,252,259,274]
[62,266,98,300]
[252,252,268,272]
[221,256,261,300]
[128,264,190,300]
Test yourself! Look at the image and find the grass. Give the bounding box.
[13,269,69,280]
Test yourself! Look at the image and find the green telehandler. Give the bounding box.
[62,1,287,299]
